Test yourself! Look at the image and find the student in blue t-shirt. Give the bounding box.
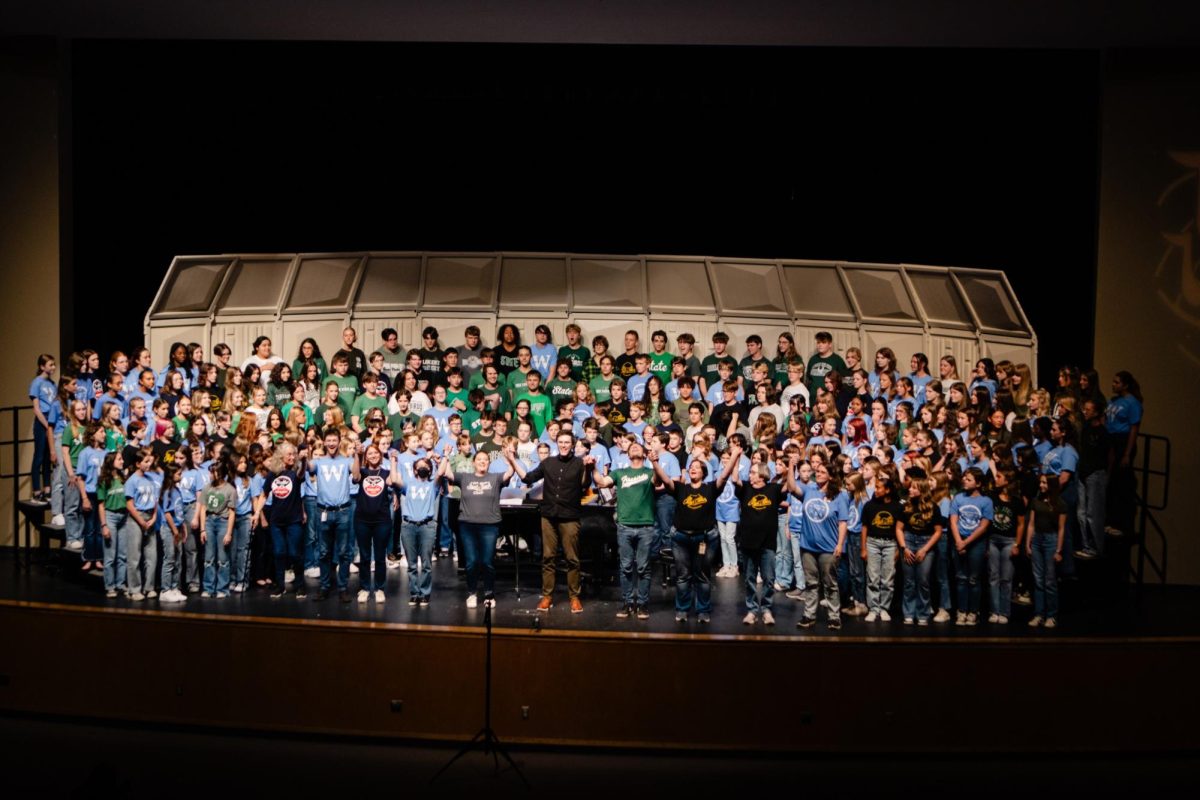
[949,467,995,625]
[528,324,559,383]
[29,354,59,502]
[1105,371,1143,536]
[308,429,361,601]
[391,449,443,605]
[783,457,849,630]
[121,447,161,601]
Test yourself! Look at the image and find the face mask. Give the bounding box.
[416,467,432,480]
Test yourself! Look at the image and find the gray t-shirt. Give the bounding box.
[201,482,237,518]
[457,344,485,382]
[379,346,407,383]
[455,471,505,524]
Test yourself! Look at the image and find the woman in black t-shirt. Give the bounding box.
[651,445,736,624]
[355,443,393,603]
[898,476,943,625]
[265,442,307,599]
[732,460,784,625]
[986,466,1026,624]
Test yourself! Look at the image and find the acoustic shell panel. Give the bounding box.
[284,257,360,311]
[217,258,292,314]
[842,267,918,323]
[957,273,1028,333]
[154,259,230,315]
[355,256,422,309]
[711,262,788,316]
[646,260,714,314]
[571,258,644,311]
[423,256,498,309]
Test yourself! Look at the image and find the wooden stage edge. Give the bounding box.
[3,599,1199,753]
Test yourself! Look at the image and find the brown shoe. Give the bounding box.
[570,597,583,614]
[536,596,553,612]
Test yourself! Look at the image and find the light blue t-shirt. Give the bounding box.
[76,446,106,494]
[179,466,210,505]
[528,343,559,382]
[1041,444,1079,477]
[309,456,356,507]
[400,478,440,520]
[125,472,161,513]
[1105,395,1142,434]
[799,483,849,553]
[949,492,995,537]
[626,373,651,403]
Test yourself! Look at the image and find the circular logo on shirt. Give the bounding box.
[994,505,1013,530]
[362,475,386,498]
[682,493,707,510]
[748,494,772,511]
[272,475,293,499]
[847,503,860,529]
[805,498,831,523]
[959,504,982,533]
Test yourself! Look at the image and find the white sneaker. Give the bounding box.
[146,590,158,599]
[231,583,244,593]
[285,570,295,584]
[903,617,914,625]
[742,611,756,625]
[955,611,968,626]
[1028,616,1044,627]
[304,566,321,578]
[484,595,496,608]
[374,590,385,603]
[878,609,891,622]
[357,590,369,603]
[130,592,145,601]
[917,618,929,626]
[996,615,1009,624]
[855,601,869,615]
[933,608,951,623]
[160,589,183,603]
[467,594,478,609]
[966,612,977,626]
[864,611,878,622]
[517,538,528,551]
[200,591,212,598]
[349,563,359,574]
[1043,618,1057,629]
[65,539,83,552]
[987,613,1000,624]
[762,610,775,626]
[51,514,66,527]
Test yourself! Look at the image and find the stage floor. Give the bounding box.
[2,550,1194,641]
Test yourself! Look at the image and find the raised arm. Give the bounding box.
[648,449,675,492]
[713,446,738,492]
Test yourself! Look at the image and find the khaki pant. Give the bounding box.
[541,517,581,598]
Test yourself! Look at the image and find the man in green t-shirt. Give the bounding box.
[444,367,470,413]
[805,331,849,398]
[699,331,737,397]
[588,354,617,404]
[647,329,673,382]
[557,323,591,381]
[591,440,656,619]
[350,371,389,432]
[504,346,536,405]
[386,390,420,441]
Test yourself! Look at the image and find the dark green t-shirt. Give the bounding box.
[700,353,737,389]
[805,353,848,396]
[558,345,590,380]
[611,466,656,526]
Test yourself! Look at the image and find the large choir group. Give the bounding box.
[26,320,1144,629]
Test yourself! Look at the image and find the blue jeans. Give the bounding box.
[31,419,49,492]
[987,534,1017,617]
[651,494,676,559]
[671,527,718,613]
[955,536,987,614]
[103,509,127,592]
[303,497,320,569]
[617,523,654,607]
[437,492,454,553]
[122,514,158,594]
[934,533,953,611]
[159,523,181,592]
[742,547,775,613]
[837,531,865,606]
[271,520,305,588]
[459,521,499,594]
[1077,470,1107,555]
[203,515,232,594]
[401,519,437,598]
[180,501,200,589]
[775,522,796,590]
[231,513,252,587]
[1031,532,1060,619]
[318,506,353,591]
[355,517,391,591]
[901,533,934,621]
[63,475,84,548]
[865,537,897,614]
[717,521,738,571]
[82,492,103,561]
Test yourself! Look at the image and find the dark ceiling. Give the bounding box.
[4,0,1200,48]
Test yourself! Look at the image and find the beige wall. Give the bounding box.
[1095,51,1200,585]
[0,39,61,547]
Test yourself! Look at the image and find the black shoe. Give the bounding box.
[616,604,633,619]
[294,587,308,599]
[827,617,842,630]
[797,617,816,629]
[419,596,430,606]
[269,588,284,599]
[314,590,329,601]
[636,605,651,620]
[339,590,351,603]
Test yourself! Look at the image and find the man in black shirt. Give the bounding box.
[710,381,749,444]
[413,326,444,388]
[509,431,595,613]
[614,330,640,382]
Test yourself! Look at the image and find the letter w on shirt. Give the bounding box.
[319,463,346,482]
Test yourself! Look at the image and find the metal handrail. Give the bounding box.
[1132,433,1170,592]
[1,405,35,570]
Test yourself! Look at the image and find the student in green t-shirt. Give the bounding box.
[444,366,470,413]
[805,331,849,398]
[546,358,578,407]
[699,331,737,397]
[557,323,591,381]
[591,440,657,618]
[350,371,389,433]
[648,329,674,382]
[738,334,769,389]
[95,450,127,597]
[387,389,420,441]
[504,346,535,405]
[510,369,552,435]
[328,354,359,419]
[588,354,617,404]
[675,332,702,379]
